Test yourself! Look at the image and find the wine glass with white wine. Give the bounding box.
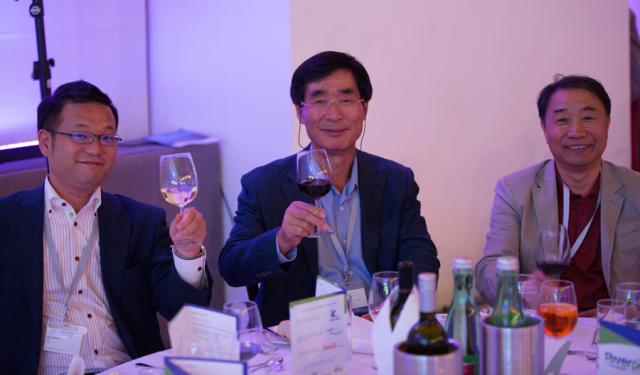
[159,152,198,214]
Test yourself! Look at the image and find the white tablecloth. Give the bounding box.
[99,318,598,375]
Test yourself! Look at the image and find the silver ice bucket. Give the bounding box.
[481,315,544,375]
[394,339,462,375]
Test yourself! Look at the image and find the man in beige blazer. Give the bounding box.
[476,75,640,311]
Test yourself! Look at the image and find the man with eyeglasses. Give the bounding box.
[0,80,211,374]
[219,51,440,326]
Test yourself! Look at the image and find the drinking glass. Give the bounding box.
[593,299,626,344]
[537,279,578,338]
[296,149,333,237]
[159,152,198,214]
[517,274,540,315]
[223,300,270,361]
[616,282,640,321]
[615,282,640,328]
[368,271,399,320]
[535,224,571,278]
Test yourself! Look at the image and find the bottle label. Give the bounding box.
[462,355,478,375]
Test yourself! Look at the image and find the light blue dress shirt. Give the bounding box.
[317,158,371,293]
[276,157,371,294]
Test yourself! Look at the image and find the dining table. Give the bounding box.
[99,318,598,375]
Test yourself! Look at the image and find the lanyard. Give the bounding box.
[562,183,601,259]
[45,216,98,322]
[326,197,358,287]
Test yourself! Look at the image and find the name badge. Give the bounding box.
[43,322,87,356]
[347,288,368,310]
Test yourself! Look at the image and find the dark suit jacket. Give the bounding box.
[0,185,211,374]
[219,150,439,327]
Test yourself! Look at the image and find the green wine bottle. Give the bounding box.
[389,260,413,330]
[445,257,480,375]
[405,272,449,355]
[487,256,533,328]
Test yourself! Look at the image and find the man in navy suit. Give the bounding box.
[219,51,440,327]
[0,81,211,374]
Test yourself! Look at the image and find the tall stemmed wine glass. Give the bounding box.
[223,301,272,362]
[615,282,640,328]
[537,279,578,338]
[535,224,571,278]
[368,271,399,321]
[296,148,334,237]
[159,152,198,214]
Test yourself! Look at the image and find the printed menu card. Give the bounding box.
[290,292,350,374]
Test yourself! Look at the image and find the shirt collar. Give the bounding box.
[341,155,359,196]
[553,165,601,199]
[44,177,102,214]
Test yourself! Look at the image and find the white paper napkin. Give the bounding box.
[372,287,419,375]
[351,315,373,354]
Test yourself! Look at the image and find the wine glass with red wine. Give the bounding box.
[535,224,571,278]
[296,148,334,237]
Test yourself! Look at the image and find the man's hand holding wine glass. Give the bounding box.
[276,201,330,254]
[170,207,207,259]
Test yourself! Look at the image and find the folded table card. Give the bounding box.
[290,292,350,374]
[598,320,640,374]
[165,356,246,375]
[168,304,240,360]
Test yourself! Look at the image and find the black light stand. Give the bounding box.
[29,0,54,99]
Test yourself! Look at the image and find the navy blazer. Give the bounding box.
[0,185,211,374]
[219,150,439,327]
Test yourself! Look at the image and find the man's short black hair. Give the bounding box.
[37,80,119,131]
[290,51,373,107]
[537,75,611,124]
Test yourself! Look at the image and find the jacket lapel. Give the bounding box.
[532,160,560,238]
[357,151,385,273]
[13,185,45,328]
[98,192,132,309]
[599,162,623,292]
[282,157,318,275]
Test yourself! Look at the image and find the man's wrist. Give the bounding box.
[172,243,205,260]
[276,230,294,255]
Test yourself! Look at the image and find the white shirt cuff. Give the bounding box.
[172,246,207,287]
[275,239,297,263]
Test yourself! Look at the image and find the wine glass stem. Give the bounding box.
[180,206,184,215]
[314,199,320,233]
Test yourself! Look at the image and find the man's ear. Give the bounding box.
[295,105,303,123]
[363,101,369,118]
[38,129,52,157]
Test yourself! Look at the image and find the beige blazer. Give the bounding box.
[476,160,640,304]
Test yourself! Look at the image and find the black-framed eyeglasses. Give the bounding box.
[49,130,122,146]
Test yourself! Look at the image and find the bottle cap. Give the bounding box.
[496,256,519,271]
[453,256,473,270]
[418,272,437,290]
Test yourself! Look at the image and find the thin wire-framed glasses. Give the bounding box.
[49,130,123,146]
[301,98,365,112]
